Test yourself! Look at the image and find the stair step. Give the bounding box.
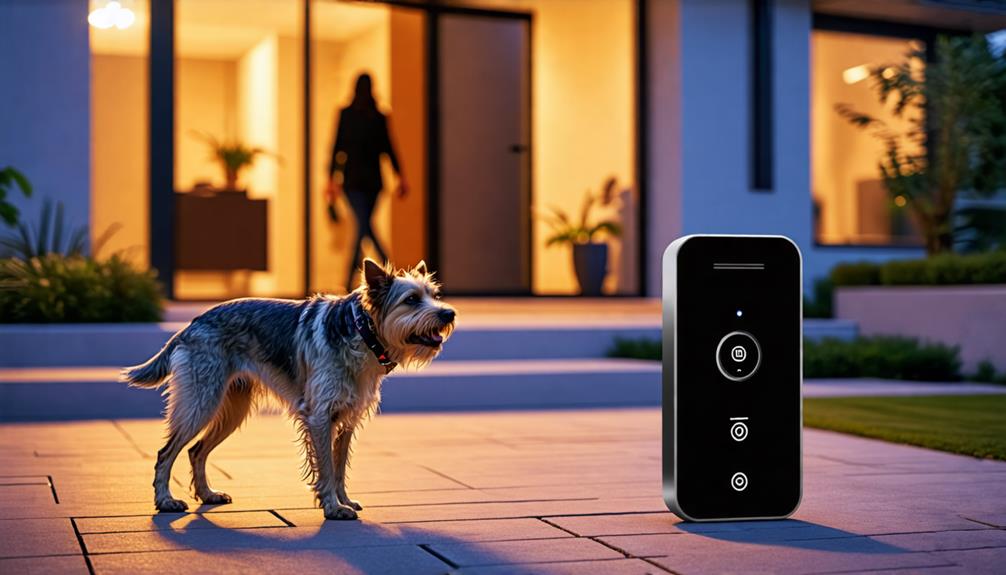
[0,320,856,368]
[0,359,660,421]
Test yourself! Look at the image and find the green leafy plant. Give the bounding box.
[0,253,163,323]
[0,196,161,323]
[0,166,33,227]
[830,251,1006,286]
[803,277,835,319]
[192,131,276,190]
[0,198,121,260]
[607,336,661,361]
[837,35,1006,255]
[804,336,962,381]
[540,177,623,247]
[608,334,963,382]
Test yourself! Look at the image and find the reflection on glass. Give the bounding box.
[812,31,924,246]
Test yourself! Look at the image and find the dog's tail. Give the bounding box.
[120,335,179,388]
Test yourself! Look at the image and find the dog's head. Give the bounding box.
[359,258,456,369]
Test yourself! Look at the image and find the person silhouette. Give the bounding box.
[326,73,408,290]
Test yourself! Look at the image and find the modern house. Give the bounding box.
[3,0,1004,300]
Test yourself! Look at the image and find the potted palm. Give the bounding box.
[192,132,274,192]
[541,177,623,296]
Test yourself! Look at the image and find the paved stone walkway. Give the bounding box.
[1,408,1003,574]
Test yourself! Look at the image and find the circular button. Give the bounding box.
[731,472,749,492]
[730,421,749,442]
[716,331,761,382]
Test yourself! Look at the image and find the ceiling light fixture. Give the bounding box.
[88,0,135,30]
[842,64,870,85]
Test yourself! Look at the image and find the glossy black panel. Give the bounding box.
[667,236,801,520]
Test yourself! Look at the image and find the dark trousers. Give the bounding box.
[345,188,388,288]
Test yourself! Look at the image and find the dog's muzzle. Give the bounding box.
[408,309,455,348]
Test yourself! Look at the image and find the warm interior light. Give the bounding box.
[894,195,907,207]
[842,64,870,85]
[88,1,135,30]
[881,67,896,80]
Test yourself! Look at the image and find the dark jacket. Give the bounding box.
[328,107,400,193]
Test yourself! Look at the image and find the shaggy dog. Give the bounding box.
[121,259,455,520]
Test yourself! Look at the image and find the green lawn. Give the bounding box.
[804,395,1006,461]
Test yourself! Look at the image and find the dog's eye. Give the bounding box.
[405,294,420,305]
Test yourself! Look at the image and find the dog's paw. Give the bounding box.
[198,491,232,505]
[324,504,359,521]
[346,499,363,511]
[155,497,189,513]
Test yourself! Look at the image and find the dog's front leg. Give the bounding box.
[305,410,358,520]
[333,422,363,511]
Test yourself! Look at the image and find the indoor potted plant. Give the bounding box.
[192,132,274,192]
[541,177,623,296]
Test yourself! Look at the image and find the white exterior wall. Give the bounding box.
[645,0,923,295]
[0,1,91,234]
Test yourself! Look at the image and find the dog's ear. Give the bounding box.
[414,260,428,276]
[363,258,390,289]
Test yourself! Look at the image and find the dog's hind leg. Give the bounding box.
[153,356,228,512]
[188,378,254,505]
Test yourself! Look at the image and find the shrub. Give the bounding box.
[804,336,961,381]
[968,360,999,383]
[831,251,1006,287]
[608,335,963,382]
[0,253,163,323]
[831,261,882,286]
[803,277,834,318]
[608,337,661,361]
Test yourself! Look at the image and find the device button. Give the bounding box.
[731,472,749,492]
[730,417,749,441]
[716,331,761,382]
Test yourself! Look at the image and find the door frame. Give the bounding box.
[148,0,649,299]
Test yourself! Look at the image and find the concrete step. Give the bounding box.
[0,319,857,368]
[0,359,661,421]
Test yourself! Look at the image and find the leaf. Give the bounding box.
[92,222,123,259]
[0,203,17,227]
[8,168,32,197]
[67,227,88,257]
[36,199,52,257]
[52,202,64,255]
[589,220,622,240]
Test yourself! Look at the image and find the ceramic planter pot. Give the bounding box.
[572,242,608,296]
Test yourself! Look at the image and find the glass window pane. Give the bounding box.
[174,0,304,299]
[812,30,924,246]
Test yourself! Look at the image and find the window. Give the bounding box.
[811,29,924,246]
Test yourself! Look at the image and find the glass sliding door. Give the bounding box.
[90,0,151,271]
[310,0,425,293]
[173,0,305,299]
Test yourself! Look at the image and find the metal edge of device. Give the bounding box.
[662,234,803,522]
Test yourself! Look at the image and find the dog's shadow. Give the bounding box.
[142,508,513,573]
[676,518,907,553]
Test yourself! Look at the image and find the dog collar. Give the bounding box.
[351,300,396,374]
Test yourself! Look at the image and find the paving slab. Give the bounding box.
[455,558,663,574]
[429,537,624,567]
[89,546,449,575]
[74,510,289,534]
[930,547,1006,575]
[0,408,1003,574]
[0,517,80,559]
[0,555,89,575]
